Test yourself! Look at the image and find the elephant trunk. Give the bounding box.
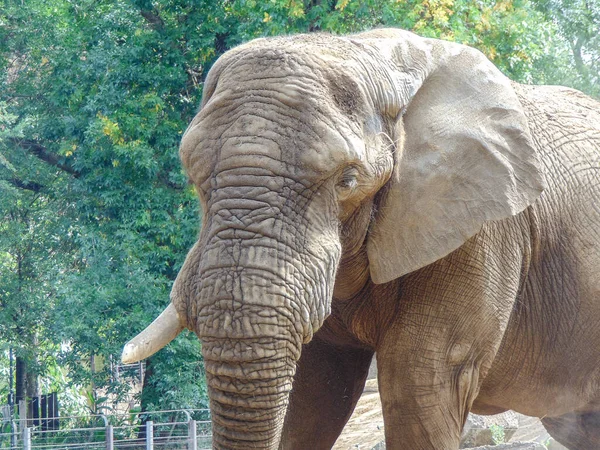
[203,340,296,449]
[195,260,305,450]
[164,173,341,448]
[189,205,337,447]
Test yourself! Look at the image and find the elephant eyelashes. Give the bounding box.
[337,166,359,191]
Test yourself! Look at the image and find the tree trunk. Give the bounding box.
[137,357,154,439]
[26,367,39,400]
[15,356,26,404]
[15,354,39,420]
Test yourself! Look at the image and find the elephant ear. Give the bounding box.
[363,30,545,284]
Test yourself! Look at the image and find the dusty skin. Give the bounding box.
[123,29,600,449]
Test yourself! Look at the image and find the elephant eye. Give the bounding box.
[337,166,359,191]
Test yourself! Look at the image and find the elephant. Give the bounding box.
[122,28,600,449]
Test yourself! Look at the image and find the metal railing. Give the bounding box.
[0,410,211,450]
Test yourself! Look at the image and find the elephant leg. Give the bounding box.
[373,222,528,449]
[279,335,374,450]
[542,410,600,449]
[377,328,482,450]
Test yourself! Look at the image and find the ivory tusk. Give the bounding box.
[121,303,184,364]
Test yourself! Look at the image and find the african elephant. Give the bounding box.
[122,29,600,449]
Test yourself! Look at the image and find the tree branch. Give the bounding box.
[140,10,164,30]
[157,172,186,190]
[572,36,587,74]
[9,138,80,178]
[5,177,45,192]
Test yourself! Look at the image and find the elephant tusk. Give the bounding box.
[121,303,184,364]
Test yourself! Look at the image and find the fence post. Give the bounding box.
[106,424,114,450]
[188,419,197,450]
[146,420,153,450]
[18,400,27,432]
[11,420,17,449]
[22,427,31,450]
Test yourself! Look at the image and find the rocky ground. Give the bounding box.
[333,365,568,450]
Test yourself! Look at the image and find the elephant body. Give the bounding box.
[305,83,600,449]
[476,85,600,418]
[124,29,600,449]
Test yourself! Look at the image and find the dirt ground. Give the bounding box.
[333,379,384,449]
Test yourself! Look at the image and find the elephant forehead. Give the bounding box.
[210,114,366,175]
[184,90,367,181]
[298,120,367,172]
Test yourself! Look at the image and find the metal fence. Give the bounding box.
[0,410,212,450]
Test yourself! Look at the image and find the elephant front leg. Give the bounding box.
[377,336,483,449]
[373,223,525,449]
[279,334,374,450]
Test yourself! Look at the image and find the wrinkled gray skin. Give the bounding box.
[165,29,599,449]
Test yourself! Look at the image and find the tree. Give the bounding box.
[533,0,600,96]
[1,0,204,412]
[0,121,76,403]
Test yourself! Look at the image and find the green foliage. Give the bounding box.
[533,0,600,96]
[138,333,208,411]
[0,0,597,416]
[1,0,202,412]
[489,424,505,444]
[181,0,580,86]
[0,348,9,402]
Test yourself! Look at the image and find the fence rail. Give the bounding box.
[0,409,212,450]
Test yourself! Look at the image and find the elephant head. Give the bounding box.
[122,29,543,448]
